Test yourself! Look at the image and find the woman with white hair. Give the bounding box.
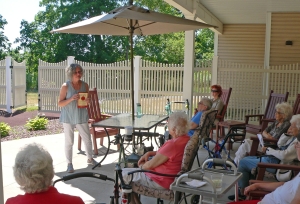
[234,102,292,165]
[58,63,96,173]
[228,114,300,203]
[6,143,84,204]
[121,112,191,204]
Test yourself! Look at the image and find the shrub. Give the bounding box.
[25,115,48,131]
[0,122,11,137]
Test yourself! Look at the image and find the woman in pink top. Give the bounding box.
[122,112,190,204]
[6,143,84,204]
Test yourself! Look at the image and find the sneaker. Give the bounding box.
[87,158,97,165]
[67,163,74,173]
[228,194,246,201]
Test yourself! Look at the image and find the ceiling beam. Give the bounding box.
[165,0,223,34]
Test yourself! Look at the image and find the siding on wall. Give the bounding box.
[218,24,265,65]
[270,13,300,65]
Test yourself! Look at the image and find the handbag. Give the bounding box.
[275,169,293,182]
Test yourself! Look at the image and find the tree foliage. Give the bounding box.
[0,15,10,59]
[3,0,214,90]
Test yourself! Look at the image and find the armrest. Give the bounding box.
[250,136,278,143]
[128,169,179,178]
[245,114,264,124]
[249,180,271,185]
[256,162,300,180]
[88,119,96,124]
[101,113,113,119]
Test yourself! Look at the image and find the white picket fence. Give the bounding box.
[38,56,300,120]
[0,57,26,113]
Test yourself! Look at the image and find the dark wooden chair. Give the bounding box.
[247,162,300,200]
[210,87,232,138]
[248,93,300,156]
[293,94,300,115]
[78,88,119,155]
[245,90,289,135]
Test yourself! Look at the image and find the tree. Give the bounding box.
[0,15,11,59]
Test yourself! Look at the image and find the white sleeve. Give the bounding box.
[267,139,297,162]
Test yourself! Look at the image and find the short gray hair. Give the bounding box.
[13,143,54,193]
[276,102,293,121]
[65,63,84,81]
[199,97,212,110]
[168,112,190,136]
[291,114,300,131]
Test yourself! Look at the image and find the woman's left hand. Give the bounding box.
[261,146,268,153]
[85,97,90,105]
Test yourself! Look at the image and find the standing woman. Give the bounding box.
[58,63,96,173]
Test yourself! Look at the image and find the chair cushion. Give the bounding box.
[178,133,199,174]
[131,181,174,201]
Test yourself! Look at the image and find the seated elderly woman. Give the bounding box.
[228,114,300,201]
[234,102,292,165]
[121,112,190,204]
[228,114,300,204]
[188,97,212,137]
[6,143,84,204]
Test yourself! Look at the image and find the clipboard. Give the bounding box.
[77,92,88,108]
[257,133,264,147]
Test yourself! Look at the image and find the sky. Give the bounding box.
[0,0,44,48]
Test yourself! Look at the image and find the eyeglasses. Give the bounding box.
[73,71,82,75]
[211,90,219,93]
[275,111,283,115]
[295,142,300,148]
[198,102,206,106]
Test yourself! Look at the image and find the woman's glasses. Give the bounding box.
[275,111,283,115]
[73,71,82,75]
[295,141,300,149]
[211,90,219,93]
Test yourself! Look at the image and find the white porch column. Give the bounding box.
[134,56,142,112]
[212,32,219,85]
[183,30,195,118]
[263,12,272,100]
[67,56,75,65]
[5,56,12,113]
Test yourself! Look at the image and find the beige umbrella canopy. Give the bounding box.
[51,4,216,120]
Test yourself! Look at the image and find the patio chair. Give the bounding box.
[293,94,300,115]
[245,90,289,135]
[210,87,232,138]
[78,88,119,155]
[248,94,299,156]
[247,162,300,200]
[125,125,201,203]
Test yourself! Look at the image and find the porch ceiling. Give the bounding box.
[200,0,300,24]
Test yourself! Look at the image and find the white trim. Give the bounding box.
[5,56,12,113]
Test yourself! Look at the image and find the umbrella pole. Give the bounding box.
[130,20,135,120]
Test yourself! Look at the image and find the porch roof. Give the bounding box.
[165,0,300,34]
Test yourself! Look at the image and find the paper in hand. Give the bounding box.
[77,92,88,108]
[257,133,264,147]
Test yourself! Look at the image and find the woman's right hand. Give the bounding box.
[71,93,79,101]
[244,184,258,195]
[138,153,148,166]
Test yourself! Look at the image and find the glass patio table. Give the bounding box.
[91,113,169,168]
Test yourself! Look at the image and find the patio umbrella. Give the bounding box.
[51,4,216,120]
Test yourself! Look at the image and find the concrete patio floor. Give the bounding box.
[1,126,246,204]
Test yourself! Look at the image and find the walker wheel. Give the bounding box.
[191,195,200,204]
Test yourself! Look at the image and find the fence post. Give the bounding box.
[134,56,142,112]
[183,30,195,118]
[67,56,75,65]
[5,56,12,113]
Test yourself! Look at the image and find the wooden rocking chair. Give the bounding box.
[210,87,232,138]
[78,88,119,155]
[245,90,289,135]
